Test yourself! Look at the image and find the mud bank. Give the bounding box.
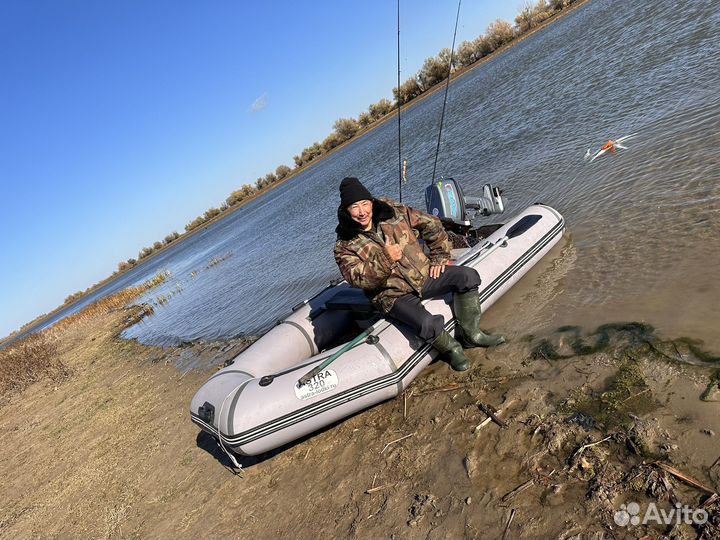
[0,306,718,539]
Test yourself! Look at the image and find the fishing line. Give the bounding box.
[430,0,462,186]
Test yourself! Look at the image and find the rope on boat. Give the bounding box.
[216,389,243,471]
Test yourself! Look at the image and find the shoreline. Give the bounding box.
[1,301,717,538]
[1,0,594,347]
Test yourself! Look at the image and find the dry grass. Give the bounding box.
[47,270,169,336]
[0,332,66,400]
[0,271,169,401]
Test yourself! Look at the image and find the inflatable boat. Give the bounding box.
[190,180,565,457]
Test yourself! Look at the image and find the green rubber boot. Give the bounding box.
[432,331,471,372]
[453,290,506,348]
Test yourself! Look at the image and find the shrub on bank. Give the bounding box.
[275,165,291,180]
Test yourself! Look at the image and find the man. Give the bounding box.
[334,177,505,371]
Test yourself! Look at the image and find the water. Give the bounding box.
[14,0,720,352]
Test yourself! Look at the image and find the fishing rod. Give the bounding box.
[430,0,462,187]
[397,0,403,202]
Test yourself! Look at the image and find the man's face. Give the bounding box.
[348,199,373,229]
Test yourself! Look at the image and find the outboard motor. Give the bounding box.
[425,178,505,227]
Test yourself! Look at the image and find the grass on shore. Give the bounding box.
[0,271,169,402]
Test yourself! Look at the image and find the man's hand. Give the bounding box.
[429,263,446,279]
[384,238,403,262]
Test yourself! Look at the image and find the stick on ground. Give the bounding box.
[501,508,516,540]
[501,479,534,503]
[655,461,717,495]
[365,484,393,494]
[380,432,415,454]
[475,400,516,432]
[571,435,613,463]
[478,403,508,429]
[658,470,679,506]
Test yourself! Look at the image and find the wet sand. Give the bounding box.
[1,292,718,539]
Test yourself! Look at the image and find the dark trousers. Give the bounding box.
[388,265,480,342]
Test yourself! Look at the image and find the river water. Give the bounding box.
[18,0,720,352]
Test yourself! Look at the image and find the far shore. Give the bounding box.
[1,0,593,347]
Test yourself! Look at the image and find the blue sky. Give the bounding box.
[0,1,518,338]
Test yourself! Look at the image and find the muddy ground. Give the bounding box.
[1,304,719,539]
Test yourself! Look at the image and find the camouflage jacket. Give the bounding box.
[334,197,452,313]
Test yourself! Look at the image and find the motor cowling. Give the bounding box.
[425,178,504,227]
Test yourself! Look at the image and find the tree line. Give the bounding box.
[115,0,579,274]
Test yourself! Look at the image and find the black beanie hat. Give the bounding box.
[339,177,373,208]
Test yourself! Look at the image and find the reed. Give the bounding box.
[0,271,170,399]
[47,271,170,336]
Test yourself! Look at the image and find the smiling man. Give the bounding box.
[334,177,505,372]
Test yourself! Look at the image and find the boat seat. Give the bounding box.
[325,288,375,314]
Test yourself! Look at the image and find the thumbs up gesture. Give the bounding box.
[384,237,403,262]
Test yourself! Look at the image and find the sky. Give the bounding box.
[0,1,518,338]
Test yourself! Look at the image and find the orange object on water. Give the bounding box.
[600,140,617,153]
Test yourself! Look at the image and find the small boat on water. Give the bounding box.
[190,179,565,457]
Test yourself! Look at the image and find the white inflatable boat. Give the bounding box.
[190,180,565,457]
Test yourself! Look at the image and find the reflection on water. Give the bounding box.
[21,0,720,352]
